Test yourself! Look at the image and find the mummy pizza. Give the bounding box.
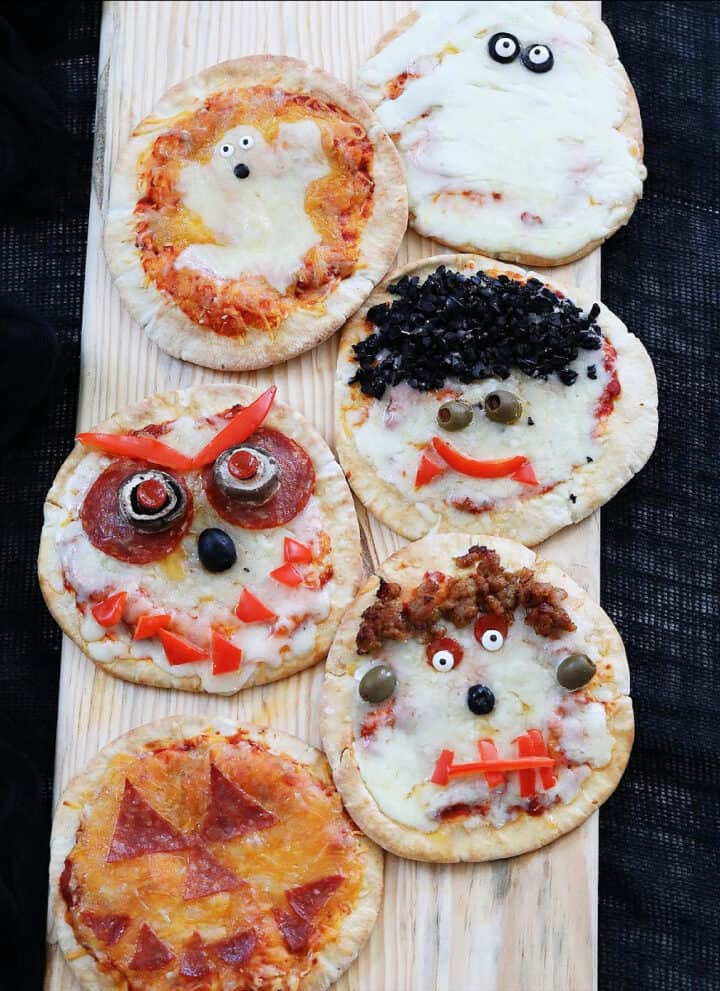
[38,385,361,693]
[105,56,407,370]
[50,717,382,991]
[321,535,633,862]
[336,254,657,544]
[358,1,645,265]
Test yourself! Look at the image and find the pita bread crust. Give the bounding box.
[104,55,408,371]
[363,2,644,266]
[38,384,362,693]
[321,533,633,863]
[49,716,383,991]
[335,253,658,544]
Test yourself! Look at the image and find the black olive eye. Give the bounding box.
[521,43,554,73]
[488,32,520,64]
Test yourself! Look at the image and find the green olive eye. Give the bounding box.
[359,664,397,703]
[437,399,473,431]
[556,654,596,690]
[483,390,523,424]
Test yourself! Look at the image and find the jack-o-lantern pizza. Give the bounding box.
[50,717,383,991]
[321,534,633,863]
[358,0,645,266]
[336,254,657,545]
[38,384,361,694]
[105,55,407,371]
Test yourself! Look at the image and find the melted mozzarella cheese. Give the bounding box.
[175,120,328,292]
[359,0,646,258]
[353,614,616,831]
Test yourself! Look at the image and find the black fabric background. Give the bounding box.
[0,2,717,989]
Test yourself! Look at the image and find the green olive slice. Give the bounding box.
[359,664,397,703]
[483,390,523,424]
[437,399,473,431]
[556,654,597,690]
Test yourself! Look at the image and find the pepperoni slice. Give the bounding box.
[80,458,192,564]
[128,924,175,971]
[179,932,211,979]
[273,908,313,953]
[203,428,315,529]
[106,779,188,863]
[183,844,243,901]
[287,875,344,921]
[199,764,278,842]
[81,911,130,946]
[211,929,258,967]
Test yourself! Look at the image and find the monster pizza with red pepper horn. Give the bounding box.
[336,253,657,545]
[321,533,633,862]
[38,384,361,693]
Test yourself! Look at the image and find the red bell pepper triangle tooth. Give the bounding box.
[270,563,303,587]
[415,450,448,488]
[210,631,243,675]
[283,537,313,563]
[158,628,208,665]
[235,589,277,623]
[192,386,277,468]
[431,749,455,786]
[132,612,171,640]
[511,459,539,486]
[76,432,195,471]
[91,591,127,628]
[515,734,537,798]
[527,728,556,790]
[432,437,528,478]
[477,739,506,789]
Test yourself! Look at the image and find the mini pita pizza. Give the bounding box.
[105,56,407,370]
[336,254,657,545]
[50,716,382,991]
[39,385,361,694]
[321,534,633,862]
[358,1,645,266]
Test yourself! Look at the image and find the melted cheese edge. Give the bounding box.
[359,0,646,258]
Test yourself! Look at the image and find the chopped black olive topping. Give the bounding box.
[350,267,603,398]
[569,493,577,504]
[587,364,597,379]
[586,456,594,464]
[527,416,535,426]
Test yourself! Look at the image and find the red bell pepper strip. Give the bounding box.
[415,450,448,488]
[270,563,303,587]
[515,734,537,798]
[446,756,555,778]
[210,631,243,675]
[477,739,506,789]
[431,437,527,478]
[192,386,277,468]
[158,628,208,665]
[431,749,455,786]
[283,537,313,563]
[235,589,277,624]
[76,433,195,471]
[132,612,171,640]
[527,728,556,790]
[91,591,127,628]
[511,460,539,486]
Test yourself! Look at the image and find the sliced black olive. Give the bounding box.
[198,528,237,573]
[233,163,250,179]
[488,32,520,64]
[359,664,397,703]
[467,684,495,715]
[213,445,280,505]
[437,399,473,431]
[521,43,554,73]
[484,390,523,424]
[556,654,596,690]
[118,470,186,532]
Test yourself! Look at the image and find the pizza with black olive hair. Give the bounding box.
[357,0,645,266]
[105,55,407,371]
[335,253,657,545]
[38,384,361,693]
[321,533,633,862]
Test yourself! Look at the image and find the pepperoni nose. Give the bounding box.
[234,163,250,179]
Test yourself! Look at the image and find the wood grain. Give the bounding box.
[45,4,602,989]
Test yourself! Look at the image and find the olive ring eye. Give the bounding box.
[480,629,505,652]
[219,143,235,157]
[521,44,554,73]
[488,32,520,64]
[239,135,254,149]
[432,649,456,672]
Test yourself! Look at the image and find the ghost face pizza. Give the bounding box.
[321,534,633,862]
[335,254,657,545]
[38,385,361,694]
[105,55,407,371]
[50,717,383,991]
[358,1,645,266]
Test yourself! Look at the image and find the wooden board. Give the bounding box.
[45,3,602,989]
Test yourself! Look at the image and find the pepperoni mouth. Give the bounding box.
[431,731,556,794]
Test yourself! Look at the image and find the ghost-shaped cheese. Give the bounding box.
[175,120,329,292]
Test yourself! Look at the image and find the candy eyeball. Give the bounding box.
[239,135,254,149]
[488,32,520,64]
[432,649,455,672]
[474,613,509,652]
[219,142,235,158]
[521,43,554,73]
[426,637,463,672]
[480,629,504,651]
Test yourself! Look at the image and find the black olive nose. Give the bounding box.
[233,163,250,179]
[467,684,495,715]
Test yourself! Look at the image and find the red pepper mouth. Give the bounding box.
[431,731,556,797]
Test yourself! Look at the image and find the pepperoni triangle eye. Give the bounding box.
[474,614,508,652]
[427,637,463,671]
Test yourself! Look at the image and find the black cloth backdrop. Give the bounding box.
[0,2,717,989]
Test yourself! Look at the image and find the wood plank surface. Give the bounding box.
[46,3,602,989]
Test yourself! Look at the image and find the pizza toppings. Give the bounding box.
[521,43,554,74]
[284,537,313,563]
[474,613,508,651]
[415,449,448,488]
[488,32,520,64]
[212,929,258,967]
[358,663,397,703]
[80,911,130,946]
[436,399,473,431]
[275,875,345,952]
[117,469,187,532]
[431,736,556,788]
[235,588,277,624]
[106,779,188,862]
[200,763,278,842]
[212,444,281,506]
[158,628,208,665]
[274,909,312,953]
[197,527,237,572]
[128,924,175,970]
[77,431,195,470]
[91,591,127,628]
[431,437,534,483]
[132,612,171,640]
[483,390,523,424]
[179,932,211,978]
[427,637,463,671]
[270,562,303,587]
[556,653,597,690]
[466,684,495,715]
[182,844,242,900]
[210,632,243,675]
[194,387,277,465]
